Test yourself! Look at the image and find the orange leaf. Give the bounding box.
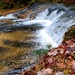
[56,63,66,69]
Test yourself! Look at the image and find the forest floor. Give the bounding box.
[0,5,30,16]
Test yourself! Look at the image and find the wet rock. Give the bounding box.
[3,68,22,75]
[0,24,43,33]
[0,60,12,66]
[0,47,9,53]
[3,40,40,48]
[0,19,14,24]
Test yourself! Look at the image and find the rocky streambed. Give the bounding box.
[0,23,42,75]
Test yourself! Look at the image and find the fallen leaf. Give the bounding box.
[55,71,64,75]
[37,71,43,75]
[48,49,58,56]
[42,68,53,75]
[47,57,54,64]
[66,60,73,68]
[72,61,75,69]
[56,63,66,69]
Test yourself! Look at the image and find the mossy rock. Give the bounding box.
[63,25,75,41]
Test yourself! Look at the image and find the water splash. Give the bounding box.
[22,8,66,47]
[23,20,52,27]
[0,14,17,20]
[38,29,58,48]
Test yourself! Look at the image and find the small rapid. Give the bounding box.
[12,4,75,48]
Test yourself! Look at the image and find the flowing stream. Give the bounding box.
[0,3,75,75]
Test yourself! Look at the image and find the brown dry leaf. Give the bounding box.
[47,57,54,64]
[55,71,64,75]
[56,63,66,69]
[48,49,58,56]
[66,60,73,68]
[68,56,73,60]
[57,48,65,55]
[37,71,43,75]
[42,68,53,75]
[72,61,75,69]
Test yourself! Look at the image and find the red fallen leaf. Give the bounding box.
[66,40,73,45]
[44,55,49,61]
[72,61,75,69]
[68,56,73,60]
[55,72,64,75]
[47,57,54,64]
[44,61,51,69]
[70,72,75,75]
[23,70,36,75]
[48,49,58,56]
[44,54,49,58]
[56,63,66,69]
[71,61,75,75]
[42,68,53,75]
[67,47,75,52]
[37,71,43,75]
[31,66,36,71]
[65,50,71,55]
[37,68,53,75]
[56,48,65,55]
[44,56,50,62]
[71,67,75,75]
[66,60,73,68]
[59,49,65,55]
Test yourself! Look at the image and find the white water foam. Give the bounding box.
[22,9,66,48]
[38,29,58,48]
[35,9,49,20]
[0,14,17,20]
[23,20,52,27]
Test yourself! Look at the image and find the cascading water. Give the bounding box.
[13,4,75,48]
[0,3,75,75]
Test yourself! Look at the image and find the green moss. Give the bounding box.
[32,49,48,57]
[71,53,75,60]
[0,0,3,5]
[64,69,71,75]
[64,25,75,41]
[0,0,4,9]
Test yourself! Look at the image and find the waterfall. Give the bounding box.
[0,4,75,48]
[19,6,75,48]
